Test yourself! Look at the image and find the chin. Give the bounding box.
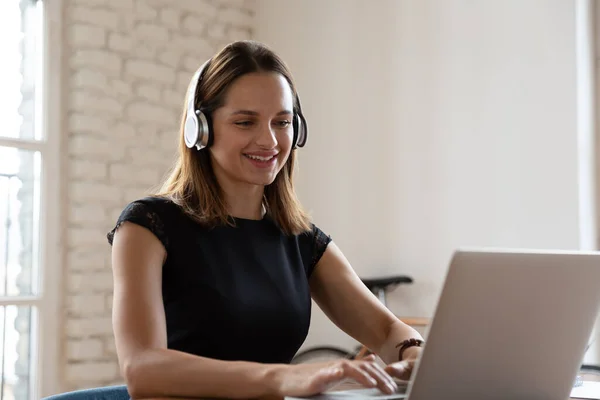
[244,173,278,187]
[253,177,277,186]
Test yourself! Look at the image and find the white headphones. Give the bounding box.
[183,59,308,151]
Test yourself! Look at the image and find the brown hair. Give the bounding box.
[155,40,312,236]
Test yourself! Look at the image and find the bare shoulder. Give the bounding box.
[111,221,167,270]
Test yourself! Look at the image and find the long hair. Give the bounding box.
[155,40,312,236]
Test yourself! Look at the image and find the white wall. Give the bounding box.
[254,0,586,353]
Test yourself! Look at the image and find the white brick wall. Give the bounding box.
[63,0,254,391]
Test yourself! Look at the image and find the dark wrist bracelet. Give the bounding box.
[396,338,424,361]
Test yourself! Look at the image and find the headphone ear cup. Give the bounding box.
[292,113,299,149]
[184,111,200,149]
[294,112,307,148]
[190,110,212,150]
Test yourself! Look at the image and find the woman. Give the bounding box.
[108,40,424,400]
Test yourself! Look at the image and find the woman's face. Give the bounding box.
[209,71,294,188]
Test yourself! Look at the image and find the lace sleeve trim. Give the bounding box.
[107,202,169,250]
[310,225,332,272]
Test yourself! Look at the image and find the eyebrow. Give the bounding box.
[230,109,293,116]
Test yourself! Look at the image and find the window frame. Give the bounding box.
[0,0,64,397]
[38,0,64,396]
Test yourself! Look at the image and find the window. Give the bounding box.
[0,0,60,398]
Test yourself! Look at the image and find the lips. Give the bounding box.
[244,153,277,162]
[243,152,278,168]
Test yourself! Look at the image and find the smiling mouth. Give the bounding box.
[244,154,277,162]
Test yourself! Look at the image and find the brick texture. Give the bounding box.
[63,0,254,391]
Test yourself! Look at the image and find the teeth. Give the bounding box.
[246,154,274,161]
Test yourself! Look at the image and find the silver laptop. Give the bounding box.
[289,248,600,400]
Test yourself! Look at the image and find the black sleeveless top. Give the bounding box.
[107,196,332,364]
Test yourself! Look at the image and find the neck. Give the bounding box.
[227,187,265,220]
[218,177,265,220]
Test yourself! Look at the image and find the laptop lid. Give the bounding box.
[406,248,600,400]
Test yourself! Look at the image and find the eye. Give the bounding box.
[234,121,253,127]
[276,120,291,128]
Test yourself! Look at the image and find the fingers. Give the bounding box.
[385,360,413,381]
[310,366,346,393]
[337,360,378,389]
[336,359,398,395]
[362,361,398,394]
[306,359,401,396]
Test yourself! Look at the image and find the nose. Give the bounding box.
[255,122,278,148]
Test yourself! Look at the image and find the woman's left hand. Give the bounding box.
[383,346,422,381]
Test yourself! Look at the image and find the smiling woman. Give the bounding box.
[155,42,311,235]
[105,40,424,400]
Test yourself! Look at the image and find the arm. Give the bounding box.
[111,222,280,399]
[308,242,424,365]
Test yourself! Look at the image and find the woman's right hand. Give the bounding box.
[267,354,399,399]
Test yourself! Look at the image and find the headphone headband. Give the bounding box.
[186,59,210,118]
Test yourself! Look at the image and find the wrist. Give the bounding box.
[400,345,422,361]
[396,338,424,361]
[261,363,289,398]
